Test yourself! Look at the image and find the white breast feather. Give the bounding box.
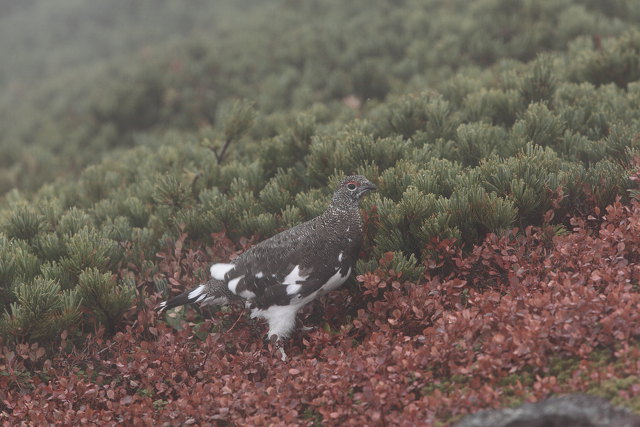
[227,275,244,293]
[283,265,309,285]
[210,263,235,280]
[318,267,351,296]
[286,284,302,295]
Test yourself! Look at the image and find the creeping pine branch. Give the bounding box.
[212,99,255,164]
[213,137,233,164]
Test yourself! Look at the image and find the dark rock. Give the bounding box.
[456,393,640,427]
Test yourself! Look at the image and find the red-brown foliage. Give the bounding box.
[3,200,640,425]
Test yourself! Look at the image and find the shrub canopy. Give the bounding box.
[0,0,639,349]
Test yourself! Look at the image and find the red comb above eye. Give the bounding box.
[347,181,360,186]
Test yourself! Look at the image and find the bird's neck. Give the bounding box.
[324,202,362,226]
[327,199,359,213]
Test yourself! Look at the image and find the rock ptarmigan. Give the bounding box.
[158,175,375,359]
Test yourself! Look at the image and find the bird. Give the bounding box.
[158,175,376,359]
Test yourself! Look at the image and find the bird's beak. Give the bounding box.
[362,182,377,192]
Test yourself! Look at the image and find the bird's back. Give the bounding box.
[227,206,364,309]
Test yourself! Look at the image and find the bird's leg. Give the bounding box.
[296,311,317,333]
[262,306,297,361]
[276,341,287,361]
[265,333,288,361]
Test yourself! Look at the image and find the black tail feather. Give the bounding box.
[158,283,207,312]
[158,279,235,312]
[158,292,194,312]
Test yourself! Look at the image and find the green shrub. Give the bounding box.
[77,268,135,334]
[1,0,640,346]
[0,278,81,342]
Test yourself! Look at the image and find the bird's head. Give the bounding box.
[331,175,376,208]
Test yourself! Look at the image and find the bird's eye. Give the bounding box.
[347,183,357,191]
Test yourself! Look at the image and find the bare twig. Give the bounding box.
[213,138,233,163]
[224,309,245,335]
